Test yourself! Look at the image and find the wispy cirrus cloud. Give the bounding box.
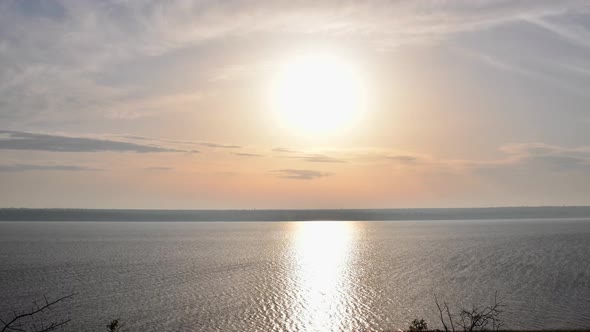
[233,152,264,157]
[379,143,590,173]
[0,130,197,153]
[272,147,299,153]
[199,142,242,149]
[144,166,173,171]
[270,169,331,180]
[0,164,103,172]
[2,1,587,124]
[499,142,590,157]
[297,154,347,163]
[277,153,347,163]
[117,135,241,149]
[525,15,590,50]
[386,155,422,164]
[497,142,590,171]
[456,47,590,98]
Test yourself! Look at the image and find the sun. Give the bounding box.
[270,53,365,135]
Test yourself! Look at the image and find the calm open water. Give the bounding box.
[1,219,589,331]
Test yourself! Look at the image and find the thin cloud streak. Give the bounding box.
[526,16,590,49]
[386,155,421,163]
[271,169,331,180]
[278,153,347,163]
[233,152,264,157]
[299,154,347,163]
[117,135,241,149]
[199,142,242,149]
[272,147,299,153]
[0,164,103,172]
[144,166,173,171]
[0,130,198,153]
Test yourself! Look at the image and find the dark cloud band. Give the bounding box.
[0,164,103,172]
[270,169,331,180]
[0,130,197,153]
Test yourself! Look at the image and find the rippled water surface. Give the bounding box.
[1,219,590,331]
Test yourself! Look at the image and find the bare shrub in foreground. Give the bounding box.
[434,292,505,332]
[409,318,429,332]
[106,319,127,332]
[0,293,76,332]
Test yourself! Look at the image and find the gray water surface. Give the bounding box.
[1,219,589,331]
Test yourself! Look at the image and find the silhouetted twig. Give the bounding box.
[0,293,76,332]
[106,319,127,332]
[433,292,504,332]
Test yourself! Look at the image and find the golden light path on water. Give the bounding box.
[289,221,358,331]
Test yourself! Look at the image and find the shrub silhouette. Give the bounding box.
[0,293,75,332]
[435,292,505,332]
[106,319,127,332]
[409,318,429,332]
[407,292,505,332]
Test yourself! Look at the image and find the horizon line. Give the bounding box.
[2,205,590,211]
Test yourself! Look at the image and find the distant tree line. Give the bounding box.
[2,206,590,222]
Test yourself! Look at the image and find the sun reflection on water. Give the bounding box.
[290,221,356,331]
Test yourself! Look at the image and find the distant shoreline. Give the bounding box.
[2,206,590,222]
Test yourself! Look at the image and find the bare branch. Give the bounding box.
[0,293,76,332]
[444,301,455,332]
[34,319,71,332]
[434,294,450,332]
[433,293,505,332]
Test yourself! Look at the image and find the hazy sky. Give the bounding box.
[1,0,590,209]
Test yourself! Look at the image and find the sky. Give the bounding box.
[1,0,590,209]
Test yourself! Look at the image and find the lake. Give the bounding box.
[1,219,589,331]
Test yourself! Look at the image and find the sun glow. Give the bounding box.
[271,53,366,135]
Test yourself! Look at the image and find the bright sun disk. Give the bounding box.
[271,53,365,135]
